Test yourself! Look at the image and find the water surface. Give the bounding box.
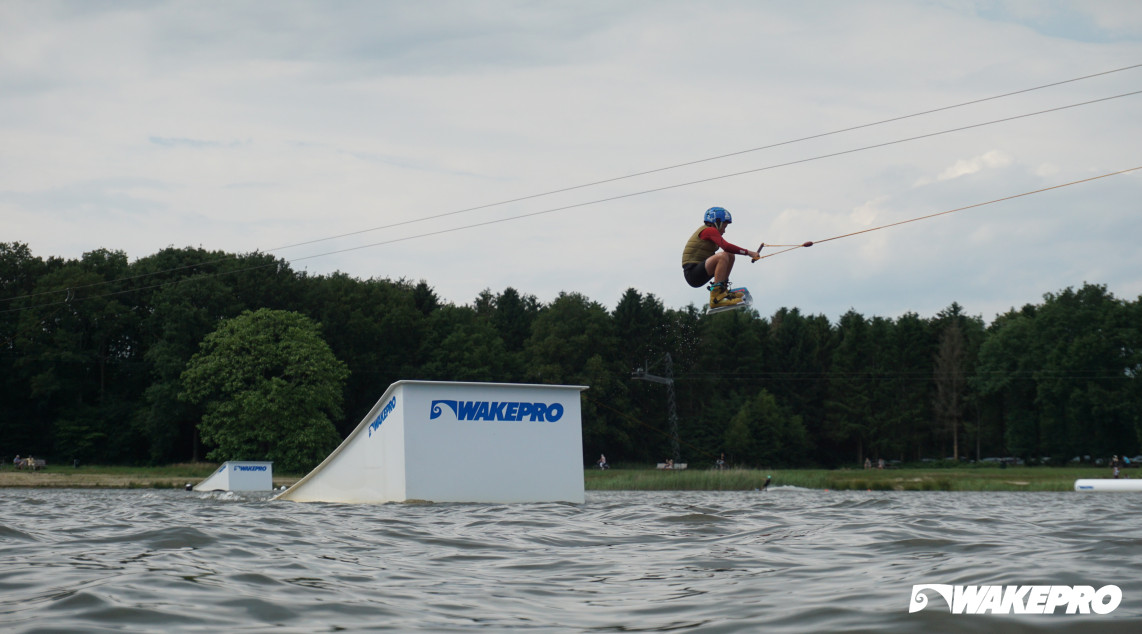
[1,488,1139,632]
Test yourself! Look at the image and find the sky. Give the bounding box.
[2,0,1141,324]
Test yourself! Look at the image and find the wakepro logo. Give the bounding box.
[232,465,267,472]
[909,584,1122,615]
[368,396,397,437]
[430,399,564,422]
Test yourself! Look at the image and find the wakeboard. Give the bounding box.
[704,286,753,316]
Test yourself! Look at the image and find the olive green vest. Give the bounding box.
[681,226,718,266]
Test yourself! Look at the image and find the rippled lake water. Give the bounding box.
[1,488,1140,633]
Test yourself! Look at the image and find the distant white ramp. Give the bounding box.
[194,461,273,491]
[1074,479,1142,492]
[275,381,587,504]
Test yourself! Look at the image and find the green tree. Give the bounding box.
[930,303,986,461]
[179,309,348,472]
[418,304,509,381]
[764,307,832,463]
[524,293,633,460]
[888,312,934,461]
[724,388,809,467]
[491,287,540,352]
[298,273,425,434]
[825,310,873,465]
[135,273,239,463]
[684,308,767,461]
[412,280,440,316]
[1033,284,1139,459]
[524,292,618,384]
[864,316,898,461]
[974,306,1042,458]
[0,243,51,453]
[613,288,669,371]
[486,286,541,381]
[13,250,143,463]
[933,320,967,460]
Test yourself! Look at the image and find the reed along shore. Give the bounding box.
[585,466,1119,492]
[1,464,1123,492]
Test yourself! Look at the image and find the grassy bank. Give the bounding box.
[585,466,1120,492]
[0,463,300,489]
[0,463,1123,492]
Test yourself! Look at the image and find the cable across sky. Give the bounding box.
[270,63,1142,252]
[4,164,1138,316]
[283,90,1142,261]
[3,68,1140,308]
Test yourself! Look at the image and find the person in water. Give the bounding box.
[681,206,760,308]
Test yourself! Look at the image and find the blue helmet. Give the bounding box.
[704,206,732,225]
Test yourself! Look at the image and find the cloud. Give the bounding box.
[148,137,248,149]
[2,1,1140,324]
[974,0,1142,43]
[937,150,1014,181]
[914,150,1014,186]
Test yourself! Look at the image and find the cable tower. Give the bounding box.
[632,354,681,464]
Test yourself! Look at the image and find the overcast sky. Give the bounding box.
[3,0,1141,323]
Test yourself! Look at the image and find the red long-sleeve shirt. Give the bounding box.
[699,226,749,255]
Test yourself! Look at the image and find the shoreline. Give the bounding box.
[0,465,1128,492]
[0,471,298,489]
[584,466,1124,492]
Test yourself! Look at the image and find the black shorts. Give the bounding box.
[682,262,712,288]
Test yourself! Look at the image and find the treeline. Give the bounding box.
[2,242,1139,470]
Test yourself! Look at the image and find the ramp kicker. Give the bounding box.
[275,381,587,504]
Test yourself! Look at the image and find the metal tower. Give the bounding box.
[632,353,680,463]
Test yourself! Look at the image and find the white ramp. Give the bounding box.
[194,461,273,491]
[1075,479,1142,492]
[275,381,587,504]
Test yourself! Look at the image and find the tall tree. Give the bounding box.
[1033,284,1139,459]
[725,388,809,467]
[765,307,831,462]
[524,293,632,460]
[825,310,874,465]
[298,273,424,434]
[889,312,934,461]
[931,303,986,461]
[489,286,540,381]
[974,306,1042,459]
[179,309,348,472]
[864,316,897,461]
[417,304,509,381]
[0,243,51,453]
[933,320,966,461]
[13,250,143,463]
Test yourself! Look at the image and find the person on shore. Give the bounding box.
[681,207,761,309]
[597,454,608,470]
[13,455,22,470]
